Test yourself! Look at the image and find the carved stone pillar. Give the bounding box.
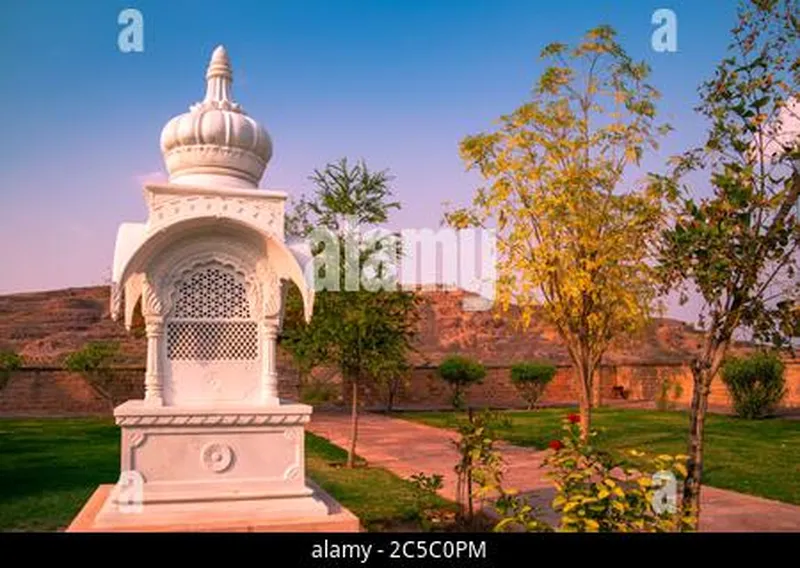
[261,321,280,405]
[144,318,165,406]
[142,279,168,407]
[260,266,282,406]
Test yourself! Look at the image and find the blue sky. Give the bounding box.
[0,0,740,322]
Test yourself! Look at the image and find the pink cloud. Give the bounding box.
[133,170,168,186]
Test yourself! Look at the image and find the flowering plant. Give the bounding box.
[490,414,697,532]
[543,414,696,532]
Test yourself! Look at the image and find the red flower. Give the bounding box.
[567,413,580,424]
[549,440,564,451]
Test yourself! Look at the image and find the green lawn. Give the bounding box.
[398,407,800,505]
[0,418,452,532]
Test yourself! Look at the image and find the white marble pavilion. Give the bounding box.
[68,46,358,532]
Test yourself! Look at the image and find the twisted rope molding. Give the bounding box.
[115,414,310,426]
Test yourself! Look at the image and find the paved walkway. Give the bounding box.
[307,411,800,532]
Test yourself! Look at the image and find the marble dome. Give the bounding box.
[159,45,273,189]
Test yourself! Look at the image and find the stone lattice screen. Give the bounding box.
[165,264,259,362]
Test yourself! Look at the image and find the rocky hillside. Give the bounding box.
[0,286,146,366]
[0,284,723,368]
[409,288,711,366]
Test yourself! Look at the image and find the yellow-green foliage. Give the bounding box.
[445,25,673,434]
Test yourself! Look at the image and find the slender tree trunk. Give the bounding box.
[386,377,397,413]
[467,406,474,521]
[682,364,713,527]
[87,371,115,412]
[577,360,593,441]
[683,336,727,528]
[347,379,359,468]
[578,390,592,441]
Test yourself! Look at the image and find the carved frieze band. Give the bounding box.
[147,193,283,236]
[115,414,311,426]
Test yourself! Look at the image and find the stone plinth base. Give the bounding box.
[111,401,324,505]
[67,482,362,532]
[67,399,362,532]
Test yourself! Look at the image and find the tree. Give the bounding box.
[651,0,799,521]
[0,350,23,392]
[64,341,122,407]
[282,157,419,468]
[436,355,487,410]
[446,26,672,439]
[510,361,557,410]
[370,340,416,412]
[280,284,328,391]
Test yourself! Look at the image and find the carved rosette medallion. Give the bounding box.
[201,442,234,473]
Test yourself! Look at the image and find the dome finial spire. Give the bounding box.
[202,44,237,109]
[160,45,272,189]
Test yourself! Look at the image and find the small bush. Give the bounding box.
[64,342,119,372]
[300,379,339,405]
[436,356,486,409]
[510,361,557,410]
[452,409,504,526]
[408,472,445,529]
[0,350,23,391]
[721,352,786,419]
[656,377,684,411]
[64,342,121,405]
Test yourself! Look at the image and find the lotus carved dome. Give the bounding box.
[159,45,273,189]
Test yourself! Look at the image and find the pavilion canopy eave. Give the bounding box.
[110,216,316,331]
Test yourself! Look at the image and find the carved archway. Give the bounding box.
[112,216,315,328]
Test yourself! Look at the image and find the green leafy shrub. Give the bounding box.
[0,350,23,391]
[510,361,556,409]
[408,472,446,530]
[436,355,486,409]
[721,352,786,419]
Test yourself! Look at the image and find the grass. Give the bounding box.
[0,417,453,532]
[398,407,800,505]
[304,432,455,531]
